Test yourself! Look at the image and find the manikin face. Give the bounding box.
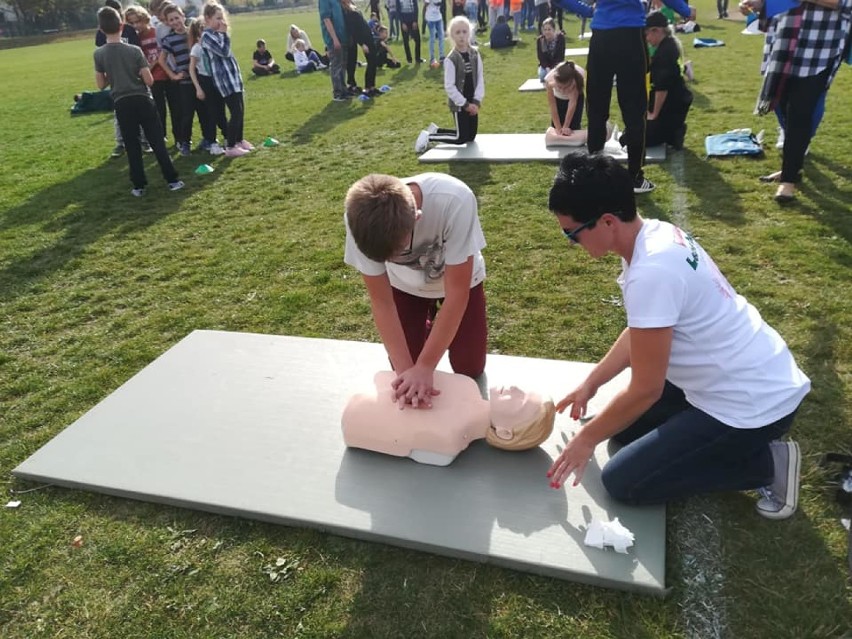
[166,10,186,33]
[542,23,556,40]
[206,9,227,32]
[489,386,545,440]
[450,21,470,49]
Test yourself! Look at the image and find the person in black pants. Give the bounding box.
[644,12,692,150]
[554,0,694,193]
[397,0,423,62]
[342,0,381,96]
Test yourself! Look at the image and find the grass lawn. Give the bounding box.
[1,3,850,637]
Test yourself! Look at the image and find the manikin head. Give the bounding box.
[486,386,555,451]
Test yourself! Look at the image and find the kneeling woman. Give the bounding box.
[644,11,692,149]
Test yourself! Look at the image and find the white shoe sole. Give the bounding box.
[757,440,800,520]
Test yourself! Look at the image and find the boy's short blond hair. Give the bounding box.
[345,174,416,263]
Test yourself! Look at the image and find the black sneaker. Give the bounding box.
[633,177,656,194]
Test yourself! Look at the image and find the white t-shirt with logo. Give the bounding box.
[618,219,810,428]
[344,173,486,299]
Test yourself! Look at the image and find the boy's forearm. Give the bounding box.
[95,71,108,90]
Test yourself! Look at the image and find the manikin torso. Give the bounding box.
[342,371,548,465]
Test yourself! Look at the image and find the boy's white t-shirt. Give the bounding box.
[619,219,810,428]
[190,43,211,76]
[344,172,486,298]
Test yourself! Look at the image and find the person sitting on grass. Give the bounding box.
[376,25,403,68]
[252,38,281,75]
[536,17,565,82]
[489,14,518,48]
[644,11,692,150]
[293,38,327,74]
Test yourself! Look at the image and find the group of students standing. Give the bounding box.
[97,0,254,185]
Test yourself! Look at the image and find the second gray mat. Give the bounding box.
[419,134,666,163]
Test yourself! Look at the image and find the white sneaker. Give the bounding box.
[208,142,225,156]
[168,180,185,192]
[633,177,655,194]
[414,130,430,153]
[427,122,439,134]
[756,440,801,520]
[224,146,248,157]
[130,187,146,197]
[776,127,785,149]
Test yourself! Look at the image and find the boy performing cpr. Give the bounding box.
[344,172,488,408]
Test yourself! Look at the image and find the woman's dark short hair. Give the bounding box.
[548,154,637,222]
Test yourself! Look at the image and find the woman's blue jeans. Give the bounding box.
[601,382,798,505]
[427,19,444,61]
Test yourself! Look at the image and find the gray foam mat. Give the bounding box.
[519,78,546,92]
[14,330,666,594]
[419,134,666,164]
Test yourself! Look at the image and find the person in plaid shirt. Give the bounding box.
[743,0,852,202]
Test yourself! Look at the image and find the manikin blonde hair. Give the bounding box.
[485,400,556,451]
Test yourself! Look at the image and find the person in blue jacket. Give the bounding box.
[554,0,695,194]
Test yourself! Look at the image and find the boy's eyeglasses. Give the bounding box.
[562,215,602,244]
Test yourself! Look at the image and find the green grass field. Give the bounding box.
[1,4,850,637]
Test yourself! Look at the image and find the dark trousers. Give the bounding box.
[223,91,245,148]
[114,94,178,189]
[347,40,379,88]
[553,93,585,130]
[174,81,196,145]
[646,89,692,147]
[778,68,830,183]
[601,382,798,505]
[391,282,487,378]
[536,3,550,31]
[400,19,421,62]
[430,108,478,144]
[377,49,402,68]
[198,74,227,143]
[151,79,170,140]
[163,80,182,143]
[586,27,648,183]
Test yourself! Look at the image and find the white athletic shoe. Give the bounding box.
[414,130,430,153]
[756,440,801,520]
[427,122,439,134]
[208,142,225,156]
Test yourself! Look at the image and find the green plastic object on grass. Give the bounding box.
[194,164,215,175]
[263,136,280,147]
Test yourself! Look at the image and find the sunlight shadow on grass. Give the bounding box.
[0,160,212,302]
[291,99,371,144]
